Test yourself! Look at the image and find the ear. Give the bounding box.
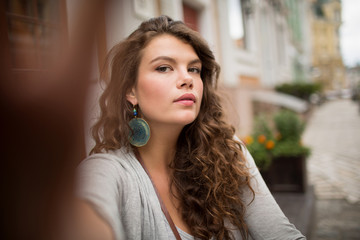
[126,87,138,106]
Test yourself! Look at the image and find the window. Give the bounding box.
[277,25,285,65]
[334,10,340,22]
[182,2,199,32]
[228,0,246,48]
[3,0,64,70]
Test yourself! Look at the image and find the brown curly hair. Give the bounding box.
[90,15,254,239]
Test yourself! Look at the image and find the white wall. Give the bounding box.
[216,0,262,88]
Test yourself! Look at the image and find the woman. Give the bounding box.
[77,16,305,240]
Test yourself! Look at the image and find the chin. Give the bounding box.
[174,115,198,126]
[180,119,196,126]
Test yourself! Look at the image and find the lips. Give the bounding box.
[174,93,196,103]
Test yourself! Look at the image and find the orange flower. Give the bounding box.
[243,136,253,145]
[265,140,275,150]
[258,135,266,143]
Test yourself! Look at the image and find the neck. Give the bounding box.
[137,122,183,173]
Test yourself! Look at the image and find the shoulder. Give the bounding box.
[76,148,137,213]
[79,148,133,171]
[76,149,134,240]
[77,148,137,187]
[233,135,258,175]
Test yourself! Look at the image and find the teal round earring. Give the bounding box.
[128,105,150,147]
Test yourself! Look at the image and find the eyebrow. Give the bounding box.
[150,56,202,65]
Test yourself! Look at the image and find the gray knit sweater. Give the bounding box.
[77,147,305,240]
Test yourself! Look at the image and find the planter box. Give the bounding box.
[261,156,307,193]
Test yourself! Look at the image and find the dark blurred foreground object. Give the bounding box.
[0,1,106,239]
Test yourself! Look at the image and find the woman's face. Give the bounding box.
[127,34,203,128]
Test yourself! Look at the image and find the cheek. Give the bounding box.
[137,77,169,104]
[198,81,204,103]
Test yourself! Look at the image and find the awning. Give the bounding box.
[251,90,308,113]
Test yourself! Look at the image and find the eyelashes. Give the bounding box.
[155,65,172,73]
[188,67,201,74]
[155,65,201,74]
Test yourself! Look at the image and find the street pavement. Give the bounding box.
[303,99,360,239]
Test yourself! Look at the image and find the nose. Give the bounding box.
[177,71,193,89]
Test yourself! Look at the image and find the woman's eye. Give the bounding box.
[156,66,172,72]
[189,67,201,74]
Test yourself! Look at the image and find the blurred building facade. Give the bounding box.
[310,0,345,90]
[1,0,316,150]
[346,64,360,91]
[217,0,313,136]
[1,1,68,72]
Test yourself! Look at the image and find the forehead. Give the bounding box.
[141,34,199,61]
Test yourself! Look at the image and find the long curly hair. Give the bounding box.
[91,15,254,239]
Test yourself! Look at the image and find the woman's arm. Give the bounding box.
[74,200,114,240]
[242,148,306,240]
[76,155,126,240]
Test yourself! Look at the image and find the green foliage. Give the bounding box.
[273,110,304,142]
[272,110,311,158]
[252,115,273,139]
[275,82,322,101]
[245,116,275,171]
[272,140,310,158]
[244,110,311,170]
[247,141,272,170]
